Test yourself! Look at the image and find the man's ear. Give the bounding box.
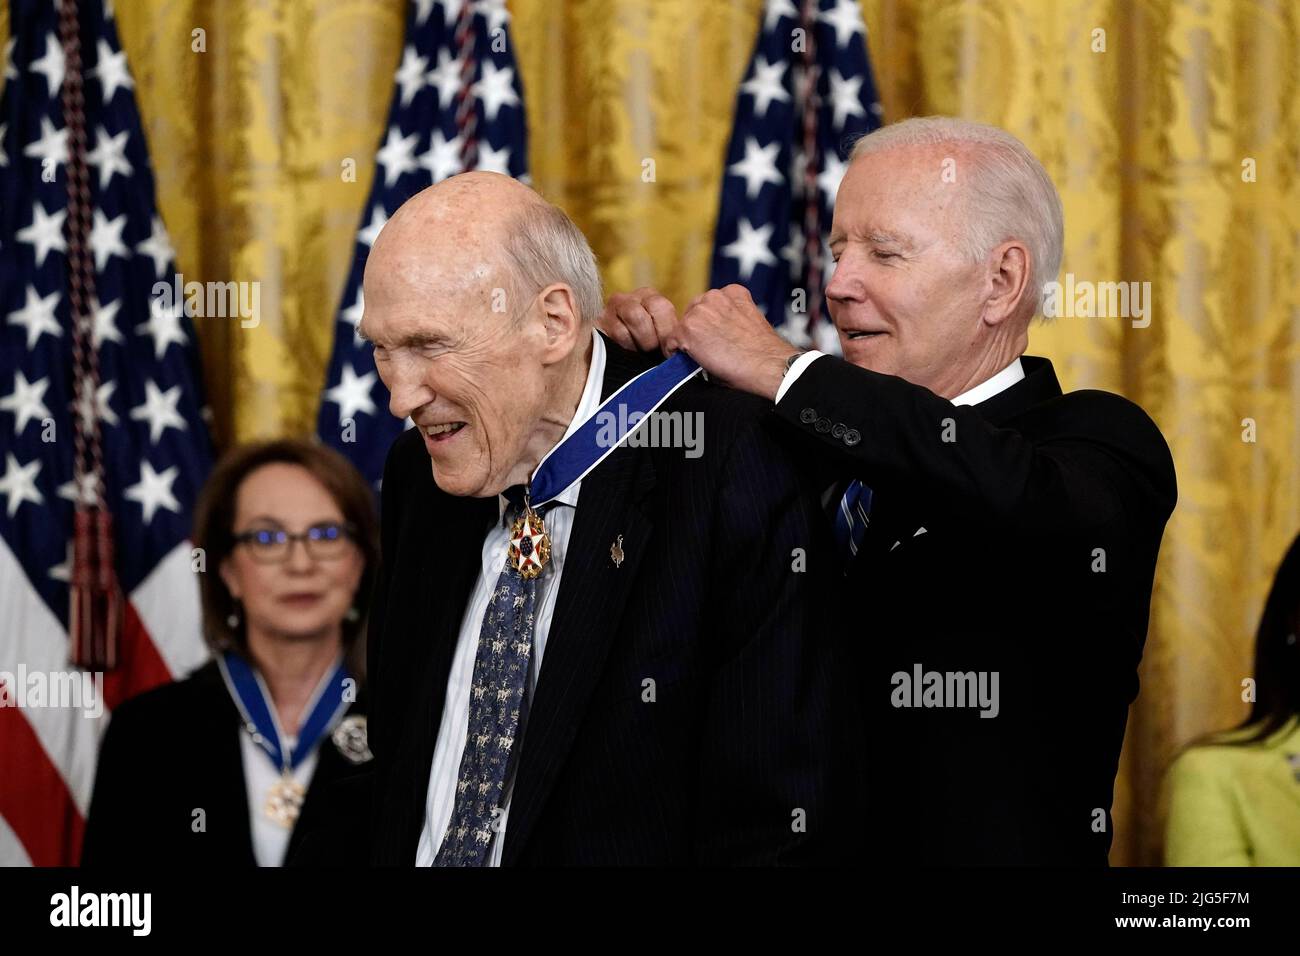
[983,240,1032,326]
[538,283,582,360]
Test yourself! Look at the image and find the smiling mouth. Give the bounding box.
[424,422,467,438]
[846,330,886,340]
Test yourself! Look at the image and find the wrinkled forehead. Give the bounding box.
[833,144,967,237]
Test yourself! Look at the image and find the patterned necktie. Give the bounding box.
[434,486,545,866]
[832,479,873,563]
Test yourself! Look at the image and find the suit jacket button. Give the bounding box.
[815,417,832,433]
[831,422,846,438]
[799,407,817,424]
[843,429,861,446]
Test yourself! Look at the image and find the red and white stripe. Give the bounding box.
[0,538,205,865]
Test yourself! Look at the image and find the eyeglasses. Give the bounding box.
[232,522,357,564]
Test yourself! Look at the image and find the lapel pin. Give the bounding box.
[610,534,625,568]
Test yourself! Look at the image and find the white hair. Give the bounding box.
[850,116,1064,317]
[504,202,604,325]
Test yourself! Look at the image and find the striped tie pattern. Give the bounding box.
[832,479,873,563]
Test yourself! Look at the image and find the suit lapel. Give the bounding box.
[195,663,258,865]
[398,490,496,858]
[501,345,658,864]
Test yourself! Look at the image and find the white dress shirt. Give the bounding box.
[776,349,1025,407]
[416,330,607,866]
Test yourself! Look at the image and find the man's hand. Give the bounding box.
[671,285,795,402]
[600,285,796,402]
[598,287,680,353]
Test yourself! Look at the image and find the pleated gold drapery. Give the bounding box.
[3,0,1296,865]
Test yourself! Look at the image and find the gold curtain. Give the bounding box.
[4,0,1297,865]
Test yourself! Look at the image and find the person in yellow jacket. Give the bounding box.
[1164,532,1300,866]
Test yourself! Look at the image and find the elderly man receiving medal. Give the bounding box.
[359,172,854,866]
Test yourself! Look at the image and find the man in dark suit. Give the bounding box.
[601,117,1177,864]
[356,172,848,865]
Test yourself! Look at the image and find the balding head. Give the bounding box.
[368,172,601,328]
[359,173,601,499]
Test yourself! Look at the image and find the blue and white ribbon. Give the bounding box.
[217,651,351,772]
[529,351,702,506]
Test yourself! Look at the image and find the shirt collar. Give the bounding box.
[498,328,606,518]
[951,357,1025,407]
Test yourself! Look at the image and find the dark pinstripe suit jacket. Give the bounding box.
[366,337,854,865]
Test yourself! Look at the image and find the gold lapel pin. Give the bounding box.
[610,534,625,568]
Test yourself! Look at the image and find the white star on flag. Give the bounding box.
[475,0,511,33]
[740,57,790,119]
[16,201,67,267]
[817,152,848,206]
[86,125,134,188]
[414,0,440,27]
[0,453,43,518]
[123,460,182,524]
[90,209,130,272]
[358,206,389,248]
[73,379,119,430]
[818,0,866,49]
[395,46,430,107]
[90,38,134,102]
[129,380,189,445]
[418,129,463,182]
[136,296,188,359]
[28,33,65,95]
[0,371,52,434]
[342,289,366,346]
[7,286,62,349]
[325,364,378,423]
[135,215,175,277]
[89,296,125,348]
[721,218,778,280]
[57,471,101,507]
[376,126,421,187]
[728,136,784,199]
[475,142,511,175]
[22,116,67,169]
[473,61,519,122]
[828,69,867,130]
[763,0,798,30]
[48,542,74,583]
[426,48,462,108]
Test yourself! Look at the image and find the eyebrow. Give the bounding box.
[239,516,342,529]
[829,229,914,250]
[357,327,449,350]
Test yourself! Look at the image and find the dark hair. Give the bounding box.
[1229,532,1300,743]
[1193,531,1300,748]
[191,438,379,680]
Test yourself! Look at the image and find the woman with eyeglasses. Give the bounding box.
[82,439,379,867]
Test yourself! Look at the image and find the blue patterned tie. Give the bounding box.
[434,487,544,866]
[832,479,873,563]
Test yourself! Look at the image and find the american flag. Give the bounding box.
[710,0,881,351]
[0,0,213,864]
[317,0,528,487]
